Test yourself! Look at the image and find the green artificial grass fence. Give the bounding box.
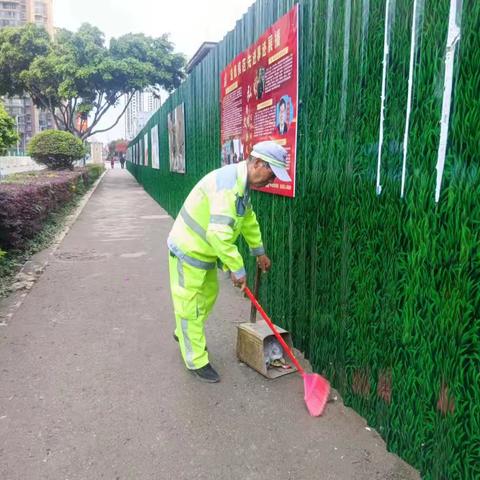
[127,1,479,477]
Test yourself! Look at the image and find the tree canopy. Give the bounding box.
[0,24,186,140]
[0,102,18,154]
[107,139,128,159]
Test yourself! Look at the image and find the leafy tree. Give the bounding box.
[0,102,18,154]
[107,139,128,159]
[0,24,185,140]
[27,130,86,170]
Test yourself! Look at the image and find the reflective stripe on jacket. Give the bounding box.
[167,161,264,279]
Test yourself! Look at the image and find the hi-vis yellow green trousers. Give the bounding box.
[168,253,219,370]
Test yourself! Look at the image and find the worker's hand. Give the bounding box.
[256,254,271,272]
[231,273,247,291]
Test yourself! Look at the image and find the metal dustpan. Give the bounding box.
[244,286,330,416]
[236,267,297,379]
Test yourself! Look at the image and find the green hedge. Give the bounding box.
[127,1,480,477]
[0,165,103,250]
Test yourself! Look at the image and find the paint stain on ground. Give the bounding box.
[120,251,147,258]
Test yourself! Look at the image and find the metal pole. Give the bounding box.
[16,115,20,156]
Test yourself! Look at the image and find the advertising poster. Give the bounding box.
[151,125,160,169]
[143,133,149,166]
[168,103,186,173]
[220,5,299,197]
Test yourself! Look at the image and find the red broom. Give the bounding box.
[244,287,330,416]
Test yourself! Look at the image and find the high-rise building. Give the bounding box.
[124,91,142,141]
[0,0,53,32]
[145,91,162,113]
[0,1,27,27]
[124,90,162,140]
[0,0,54,153]
[30,0,53,35]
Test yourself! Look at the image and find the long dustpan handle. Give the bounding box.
[249,265,262,323]
[244,287,305,375]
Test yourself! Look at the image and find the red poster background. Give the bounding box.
[220,5,299,197]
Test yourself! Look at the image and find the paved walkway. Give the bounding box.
[0,169,419,480]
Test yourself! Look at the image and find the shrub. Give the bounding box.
[27,130,86,170]
[86,163,105,180]
[0,168,99,250]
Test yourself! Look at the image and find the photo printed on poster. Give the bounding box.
[151,124,159,169]
[168,103,186,174]
[144,132,149,166]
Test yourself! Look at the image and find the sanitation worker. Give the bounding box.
[167,140,291,382]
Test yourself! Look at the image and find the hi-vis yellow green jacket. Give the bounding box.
[167,161,264,279]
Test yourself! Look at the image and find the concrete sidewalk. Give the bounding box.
[0,169,419,480]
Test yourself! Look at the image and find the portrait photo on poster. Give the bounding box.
[168,103,186,174]
[275,95,294,136]
[254,67,266,100]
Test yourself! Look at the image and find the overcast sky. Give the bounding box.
[53,0,255,143]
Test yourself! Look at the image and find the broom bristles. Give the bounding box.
[304,373,330,417]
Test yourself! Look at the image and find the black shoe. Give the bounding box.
[173,333,208,351]
[191,363,220,383]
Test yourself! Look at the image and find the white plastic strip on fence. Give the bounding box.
[435,0,462,203]
[401,0,424,199]
[321,0,334,126]
[375,0,393,196]
[340,0,352,126]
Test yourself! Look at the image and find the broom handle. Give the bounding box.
[249,265,262,323]
[244,287,305,375]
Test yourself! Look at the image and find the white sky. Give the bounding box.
[53,0,255,143]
